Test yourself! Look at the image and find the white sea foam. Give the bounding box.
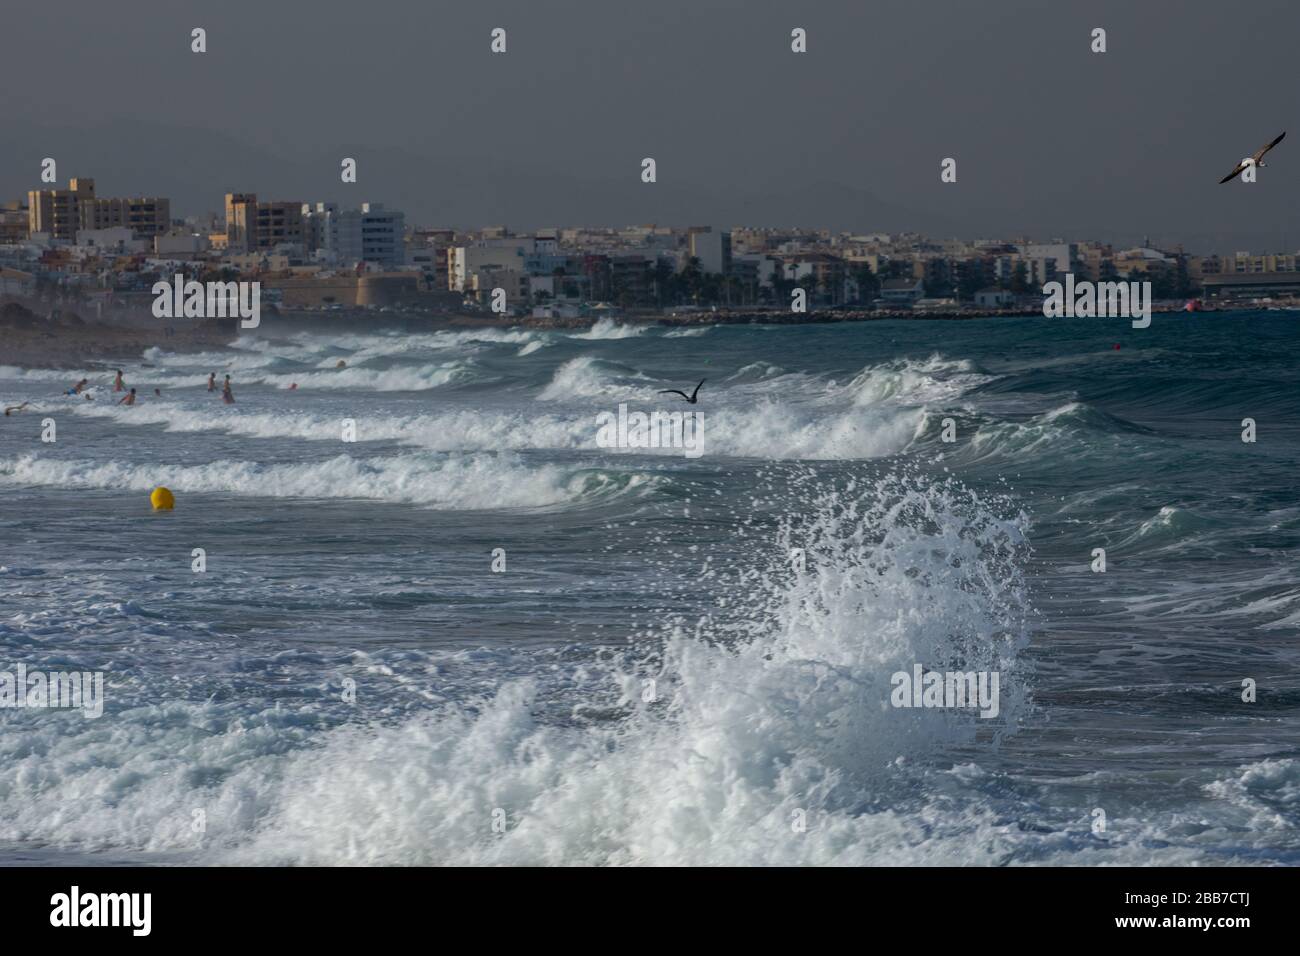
[66,400,591,450]
[706,402,926,459]
[253,361,484,392]
[0,474,1053,865]
[538,356,652,401]
[63,392,922,461]
[836,355,993,407]
[0,452,651,510]
[566,317,645,340]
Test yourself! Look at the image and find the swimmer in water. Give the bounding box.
[69,378,89,395]
[208,373,216,391]
[154,388,161,397]
[222,378,235,404]
[113,370,125,392]
[118,388,137,406]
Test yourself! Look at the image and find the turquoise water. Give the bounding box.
[1,312,1297,864]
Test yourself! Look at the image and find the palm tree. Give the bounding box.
[785,262,806,306]
[802,268,822,307]
[1010,261,1029,293]
[681,256,704,305]
[652,260,674,307]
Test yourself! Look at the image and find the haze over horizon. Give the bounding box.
[3,0,1296,254]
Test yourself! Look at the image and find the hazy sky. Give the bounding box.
[3,0,1297,252]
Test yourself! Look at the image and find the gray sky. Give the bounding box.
[3,0,1297,252]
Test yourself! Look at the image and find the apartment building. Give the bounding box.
[687,227,732,275]
[224,193,305,253]
[302,202,405,267]
[29,178,170,243]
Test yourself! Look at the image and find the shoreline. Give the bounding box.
[590,303,1201,328]
[0,295,1267,373]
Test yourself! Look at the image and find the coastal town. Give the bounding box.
[3,175,1300,325]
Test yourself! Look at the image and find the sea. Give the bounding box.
[1,312,1298,865]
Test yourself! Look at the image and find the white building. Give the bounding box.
[533,230,559,255]
[76,227,144,253]
[730,253,775,287]
[344,203,404,267]
[303,202,406,268]
[974,287,1015,308]
[155,229,211,256]
[448,241,526,292]
[1018,242,1079,285]
[687,227,731,274]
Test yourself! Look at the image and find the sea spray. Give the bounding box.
[228,469,1034,864]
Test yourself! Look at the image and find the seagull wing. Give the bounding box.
[658,389,690,400]
[1220,161,1249,184]
[689,379,706,401]
[1256,131,1286,163]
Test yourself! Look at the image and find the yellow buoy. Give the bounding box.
[150,486,175,511]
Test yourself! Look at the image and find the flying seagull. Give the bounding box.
[1219,132,1286,183]
[658,379,705,404]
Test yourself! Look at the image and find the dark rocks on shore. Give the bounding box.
[0,298,234,370]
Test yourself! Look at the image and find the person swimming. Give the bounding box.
[222,378,235,404]
[68,378,89,395]
[153,388,161,397]
[118,388,137,406]
[113,370,125,392]
[208,373,216,392]
[4,402,30,416]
